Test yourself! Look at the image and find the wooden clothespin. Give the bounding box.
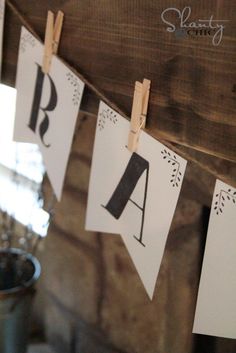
[42,10,64,74]
[128,78,151,152]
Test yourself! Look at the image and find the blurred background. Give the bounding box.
[0,1,236,352]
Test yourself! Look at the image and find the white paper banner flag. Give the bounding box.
[0,0,5,78]
[193,179,236,339]
[86,101,187,299]
[14,27,84,200]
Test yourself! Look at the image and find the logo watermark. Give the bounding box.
[161,6,228,46]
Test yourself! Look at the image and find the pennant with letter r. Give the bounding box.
[14,27,84,200]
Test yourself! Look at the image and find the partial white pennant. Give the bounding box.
[193,179,236,339]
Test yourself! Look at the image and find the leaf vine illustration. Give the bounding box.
[19,31,36,53]
[214,188,236,215]
[161,149,182,187]
[66,72,81,106]
[98,108,118,130]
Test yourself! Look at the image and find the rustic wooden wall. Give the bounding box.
[2,0,236,166]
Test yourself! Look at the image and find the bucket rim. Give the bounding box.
[0,248,41,297]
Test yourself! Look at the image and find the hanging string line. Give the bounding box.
[5,0,235,188]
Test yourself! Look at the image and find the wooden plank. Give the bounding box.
[1,0,236,162]
[174,144,236,189]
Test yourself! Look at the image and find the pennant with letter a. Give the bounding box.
[86,101,187,299]
[14,27,84,200]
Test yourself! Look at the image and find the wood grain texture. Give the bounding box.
[2,0,236,163]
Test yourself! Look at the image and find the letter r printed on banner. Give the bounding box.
[28,63,58,147]
[86,101,187,299]
[14,27,84,200]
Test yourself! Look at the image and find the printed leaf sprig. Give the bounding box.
[98,108,118,131]
[19,32,36,53]
[161,149,182,187]
[214,188,236,215]
[66,72,81,106]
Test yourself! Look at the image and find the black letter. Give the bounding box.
[103,152,149,246]
[28,63,57,147]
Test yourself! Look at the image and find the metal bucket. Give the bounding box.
[0,248,41,353]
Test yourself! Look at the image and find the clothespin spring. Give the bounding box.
[129,113,146,136]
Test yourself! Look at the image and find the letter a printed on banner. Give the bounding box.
[14,27,84,200]
[86,101,187,299]
[0,0,5,78]
[193,179,236,339]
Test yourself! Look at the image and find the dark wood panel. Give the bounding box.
[2,0,236,162]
